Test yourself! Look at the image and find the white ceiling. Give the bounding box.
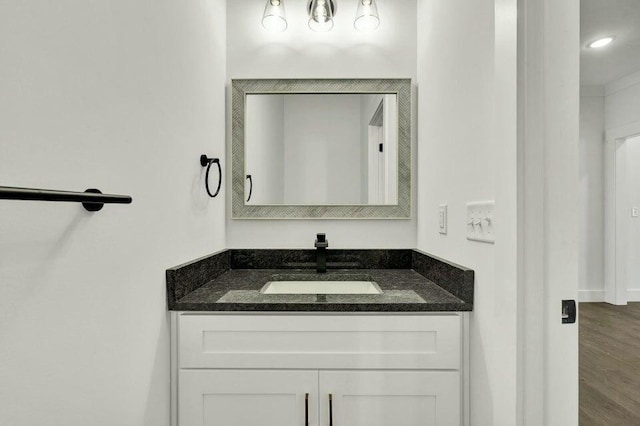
[581,0,640,87]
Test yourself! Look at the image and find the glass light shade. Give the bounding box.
[308,0,335,32]
[354,0,380,32]
[262,0,287,32]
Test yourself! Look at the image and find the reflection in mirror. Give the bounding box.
[245,94,398,206]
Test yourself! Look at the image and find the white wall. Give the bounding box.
[226,0,417,249]
[579,89,606,301]
[606,71,640,302]
[579,72,640,302]
[283,95,362,204]
[417,0,520,424]
[0,1,226,425]
[606,70,640,131]
[246,94,285,204]
[626,136,640,295]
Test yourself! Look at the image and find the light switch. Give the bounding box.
[439,205,448,235]
[466,201,495,243]
[633,207,639,218]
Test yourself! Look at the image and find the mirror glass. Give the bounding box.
[245,93,398,206]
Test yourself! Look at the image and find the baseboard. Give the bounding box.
[579,289,640,303]
[628,289,640,302]
[579,290,606,302]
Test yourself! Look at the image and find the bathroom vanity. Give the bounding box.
[167,249,473,426]
[168,79,472,425]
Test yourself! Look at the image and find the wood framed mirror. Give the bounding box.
[231,78,411,219]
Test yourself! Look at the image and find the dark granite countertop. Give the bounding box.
[167,249,473,312]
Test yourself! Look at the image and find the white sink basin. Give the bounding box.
[261,280,383,295]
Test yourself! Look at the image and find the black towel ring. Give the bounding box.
[246,174,253,202]
[200,155,222,198]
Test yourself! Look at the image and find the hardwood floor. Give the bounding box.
[580,302,640,425]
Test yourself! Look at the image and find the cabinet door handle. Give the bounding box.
[329,393,333,426]
[305,393,309,426]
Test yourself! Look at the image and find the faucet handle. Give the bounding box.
[315,233,328,248]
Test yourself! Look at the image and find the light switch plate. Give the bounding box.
[632,207,639,218]
[439,205,448,235]
[467,201,495,243]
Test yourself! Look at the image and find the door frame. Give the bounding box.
[604,123,640,305]
[518,0,580,424]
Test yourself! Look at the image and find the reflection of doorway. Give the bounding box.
[365,95,398,205]
[368,100,385,204]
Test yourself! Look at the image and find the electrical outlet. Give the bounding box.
[439,205,448,235]
[466,201,495,243]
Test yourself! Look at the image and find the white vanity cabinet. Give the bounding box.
[171,313,469,426]
[179,370,317,426]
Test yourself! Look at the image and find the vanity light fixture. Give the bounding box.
[263,0,380,33]
[354,0,380,32]
[587,36,615,49]
[262,0,288,32]
[308,0,337,32]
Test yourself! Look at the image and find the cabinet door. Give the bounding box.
[318,371,460,426]
[179,370,318,426]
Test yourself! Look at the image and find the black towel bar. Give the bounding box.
[0,186,132,212]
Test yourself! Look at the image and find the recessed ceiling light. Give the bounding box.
[587,36,615,49]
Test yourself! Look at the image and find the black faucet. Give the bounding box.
[314,233,328,273]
